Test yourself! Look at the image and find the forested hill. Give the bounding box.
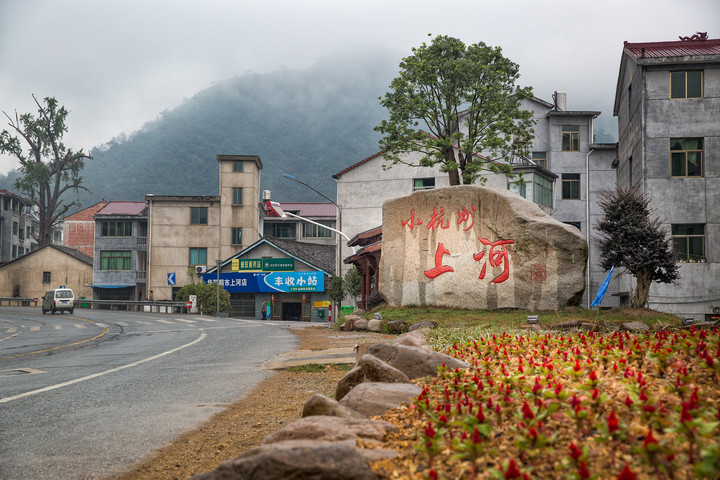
[0,48,401,208]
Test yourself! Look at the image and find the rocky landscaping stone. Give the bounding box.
[353,318,369,331]
[190,439,379,480]
[366,343,469,379]
[301,394,366,419]
[260,416,397,445]
[339,382,422,418]
[367,319,382,332]
[409,320,438,331]
[335,354,411,401]
[394,330,432,351]
[385,320,407,333]
[622,321,648,332]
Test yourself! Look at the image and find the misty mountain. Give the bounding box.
[16,48,400,208]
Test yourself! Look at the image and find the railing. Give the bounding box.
[0,297,39,306]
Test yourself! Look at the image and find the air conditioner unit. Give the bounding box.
[195,265,206,274]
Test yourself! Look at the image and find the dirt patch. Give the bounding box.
[112,326,394,480]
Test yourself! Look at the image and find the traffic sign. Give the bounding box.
[167,272,176,285]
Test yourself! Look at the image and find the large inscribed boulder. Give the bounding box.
[379,186,587,310]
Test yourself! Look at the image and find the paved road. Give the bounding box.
[0,307,303,479]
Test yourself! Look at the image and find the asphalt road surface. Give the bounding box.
[0,307,303,479]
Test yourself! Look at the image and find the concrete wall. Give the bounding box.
[218,156,261,260]
[0,247,93,300]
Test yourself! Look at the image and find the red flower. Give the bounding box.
[504,459,522,479]
[438,414,448,424]
[429,469,438,480]
[578,460,591,479]
[573,359,582,372]
[569,442,583,461]
[643,429,659,450]
[607,411,620,434]
[589,370,598,382]
[624,395,634,407]
[591,388,600,400]
[424,422,436,439]
[521,401,535,420]
[472,426,483,444]
[617,463,637,480]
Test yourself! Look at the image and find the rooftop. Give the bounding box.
[96,201,147,216]
[624,36,720,59]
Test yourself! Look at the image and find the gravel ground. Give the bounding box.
[111,325,395,480]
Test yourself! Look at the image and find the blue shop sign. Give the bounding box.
[203,271,324,293]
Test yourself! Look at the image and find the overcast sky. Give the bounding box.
[1,0,718,173]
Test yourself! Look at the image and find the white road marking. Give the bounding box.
[54,325,63,330]
[116,322,129,326]
[30,327,40,332]
[0,332,206,404]
[7,328,18,333]
[154,319,174,324]
[175,319,196,324]
[74,324,87,329]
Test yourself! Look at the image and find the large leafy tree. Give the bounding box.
[375,35,535,185]
[0,96,91,246]
[596,187,679,307]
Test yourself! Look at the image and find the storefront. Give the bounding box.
[202,238,335,321]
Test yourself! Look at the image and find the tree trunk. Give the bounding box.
[633,269,652,308]
[448,168,460,186]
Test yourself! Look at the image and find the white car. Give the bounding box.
[42,288,75,314]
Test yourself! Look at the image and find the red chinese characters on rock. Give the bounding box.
[424,243,455,279]
[456,205,476,231]
[473,238,515,284]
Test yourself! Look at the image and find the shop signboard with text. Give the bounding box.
[203,271,323,293]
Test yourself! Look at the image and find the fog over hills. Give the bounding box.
[0,45,618,210]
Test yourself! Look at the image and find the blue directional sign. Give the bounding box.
[167,272,176,286]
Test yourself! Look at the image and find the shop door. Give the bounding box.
[230,293,255,318]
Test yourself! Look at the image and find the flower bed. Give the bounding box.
[374,326,720,479]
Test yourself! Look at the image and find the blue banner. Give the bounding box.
[202,271,324,293]
[591,267,614,307]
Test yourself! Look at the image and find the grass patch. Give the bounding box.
[285,364,327,373]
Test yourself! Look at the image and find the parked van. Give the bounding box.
[42,288,75,314]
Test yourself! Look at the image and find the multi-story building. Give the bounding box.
[146,155,263,301]
[613,34,720,320]
[0,189,39,262]
[63,200,109,258]
[91,201,148,302]
[335,93,619,307]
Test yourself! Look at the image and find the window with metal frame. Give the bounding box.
[561,126,580,152]
[43,271,51,283]
[189,247,207,265]
[672,224,705,262]
[561,173,581,199]
[233,187,243,205]
[303,221,334,238]
[532,152,547,169]
[413,178,435,191]
[671,138,703,177]
[101,220,133,236]
[670,71,703,99]
[190,207,208,225]
[100,250,132,270]
[233,161,243,172]
[231,227,242,245]
[263,222,295,238]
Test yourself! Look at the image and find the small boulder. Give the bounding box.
[366,343,469,379]
[385,320,407,334]
[190,439,378,480]
[301,394,366,419]
[622,321,648,332]
[367,319,382,332]
[336,354,411,401]
[353,318,369,331]
[373,312,383,320]
[339,382,422,418]
[261,415,397,445]
[409,320,438,332]
[394,330,432,351]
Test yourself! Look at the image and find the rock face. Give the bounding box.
[190,439,379,480]
[301,394,367,419]
[335,354,411,401]
[366,343,469,379]
[339,382,423,418]
[261,416,397,445]
[379,186,587,310]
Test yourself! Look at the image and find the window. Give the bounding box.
[303,221,334,238]
[13,221,18,235]
[564,221,581,230]
[19,226,24,240]
[190,207,208,225]
[532,152,547,169]
[232,187,243,205]
[561,126,580,151]
[100,250,132,270]
[101,221,132,236]
[672,224,705,262]
[231,227,242,245]
[189,247,207,265]
[18,246,24,256]
[671,138,703,177]
[11,245,16,257]
[263,222,296,238]
[413,178,435,191]
[43,271,51,283]
[533,175,553,207]
[670,71,703,99]
[561,174,581,199]
[233,161,243,172]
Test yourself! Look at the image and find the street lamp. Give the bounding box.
[280,174,346,323]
